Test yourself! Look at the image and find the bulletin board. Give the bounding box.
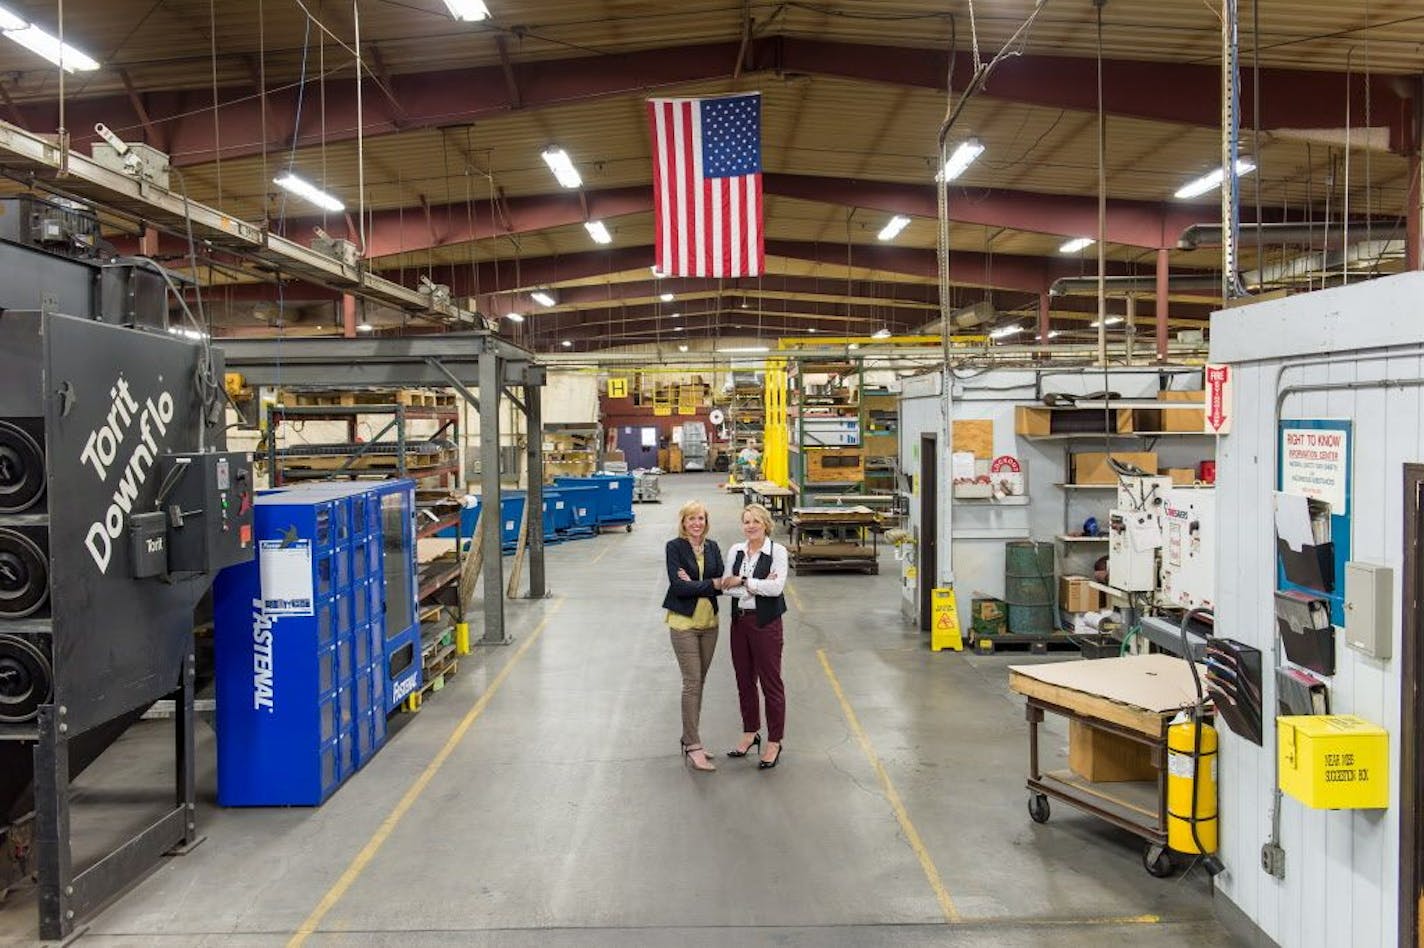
[1276,418,1353,625]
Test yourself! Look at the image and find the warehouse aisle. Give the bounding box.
[0,475,1241,947]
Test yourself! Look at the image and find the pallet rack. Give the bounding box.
[264,395,469,708]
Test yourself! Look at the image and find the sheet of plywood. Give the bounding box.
[1009,654,1206,728]
[952,419,994,459]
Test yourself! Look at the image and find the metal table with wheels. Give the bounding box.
[1008,654,1209,877]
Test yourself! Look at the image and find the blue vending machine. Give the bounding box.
[369,479,422,712]
[212,480,420,806]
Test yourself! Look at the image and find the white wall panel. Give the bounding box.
[1210,271,1424,947]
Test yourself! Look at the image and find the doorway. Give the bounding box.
[1400,464,1424,948]
[919,433,939,631]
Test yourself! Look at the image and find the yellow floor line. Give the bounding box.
[589,543,615,565]
[785,582,805,612]
[287,598,565,947]
[817,648,960,924]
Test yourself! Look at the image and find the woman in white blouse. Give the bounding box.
[722,503,788,769]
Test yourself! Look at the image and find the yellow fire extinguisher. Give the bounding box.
[1166,712,1218,855]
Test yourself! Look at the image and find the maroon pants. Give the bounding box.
[729,610,785,742]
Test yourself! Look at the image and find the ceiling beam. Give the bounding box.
[14,40,1407,167]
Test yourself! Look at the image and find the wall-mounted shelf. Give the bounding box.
[1057,535,1109,543]
[1022,431,1212,442]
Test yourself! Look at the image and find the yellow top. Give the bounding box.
[667,552,717,630]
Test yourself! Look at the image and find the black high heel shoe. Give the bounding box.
[758,742,782,770]
[727,733,761,758]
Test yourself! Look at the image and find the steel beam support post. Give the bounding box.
[1156,247,1171,360]
[479,348,509,644]
[524,382,546,598]
[34,706,72,941]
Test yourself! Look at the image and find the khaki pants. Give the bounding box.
[669,625,719,747]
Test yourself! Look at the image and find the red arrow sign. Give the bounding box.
[1205,365,1231,433]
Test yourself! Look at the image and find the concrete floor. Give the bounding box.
[0,474,1244,947]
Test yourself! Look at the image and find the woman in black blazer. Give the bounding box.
[664,499,730,773]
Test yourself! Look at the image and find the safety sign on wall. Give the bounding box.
[1280,421,1351,515]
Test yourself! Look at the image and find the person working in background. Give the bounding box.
[722,503,788,770]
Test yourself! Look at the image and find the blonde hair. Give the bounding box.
[741,503,774,536]
[677,500,710,540]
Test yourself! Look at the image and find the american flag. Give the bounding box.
[647,93,764,278]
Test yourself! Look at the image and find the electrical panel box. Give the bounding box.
[1108,508,1159,592]
[90,141,172,188]
[161,451,256,573]
[1344,561,1393,660]
[1277,714,1388,809]
[311,235,361,267]
[1159,488,1216,610]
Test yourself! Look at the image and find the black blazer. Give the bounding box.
[662,537,725,616]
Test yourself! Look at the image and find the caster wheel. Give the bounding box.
[1143,844,1175,878]
[1027,793,1050,824]
[625,524,633,533]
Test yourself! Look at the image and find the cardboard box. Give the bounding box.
[1165,467,1196,486]
[1069,720,1157,782]
[972,598,1006,622]
[1071,451,1158,485]
[805,447,863,482]
[1277,714,1389,809]
[1158,390,1206,432]
[1060,575,1103,613]
[1016,406,1133,438]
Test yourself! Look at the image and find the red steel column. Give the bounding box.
[1038,292,1051,343]
[1408,149,1421,271]
[342,294,358,338]
[1155,247,1170,361]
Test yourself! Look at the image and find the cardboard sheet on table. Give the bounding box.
[1009,653,1207,713]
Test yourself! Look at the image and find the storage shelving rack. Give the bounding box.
[788,359,863,499]
[264,397,467,707]
[860,386,899,498]
[1016,398,1216,635]
[543,422,602,481]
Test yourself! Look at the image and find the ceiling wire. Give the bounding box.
[210,0,222,204]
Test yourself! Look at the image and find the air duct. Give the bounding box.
[1178,221,1408,251]
[1048,274,1221,297]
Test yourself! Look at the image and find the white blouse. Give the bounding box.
[723,540,788,610]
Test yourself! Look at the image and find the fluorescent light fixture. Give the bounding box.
[877,215,912,242]
[443,0,491,21]
[989,325,1023,339]
[807,327,817,333]
[4,24,99,72]
[356,321,374,333]
[717,346,770,353]
[1036,330,1061,341]
[531,290,556,307]
[561,339,573,348]
[941,138,985,182]
[669,312,681,319]
[1058,237,1095,254]
[274,172,344,212]
[504,312,525,323]
[672,326,685,332]
[541,146,583,189]
[660,292,675,302]
[871,327,892,340]
[0,6,27,31]
[1090,316,1125,328]
[1174,159,1257,200]
[584,220,612,244]
[848,343,860,350]
[167,326,208,341]
[678,344,689,352]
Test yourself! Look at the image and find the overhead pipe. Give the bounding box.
[1178,221,1409,250]
[1049,274,1221,297]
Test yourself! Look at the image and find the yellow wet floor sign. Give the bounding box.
[931,587,963,652]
